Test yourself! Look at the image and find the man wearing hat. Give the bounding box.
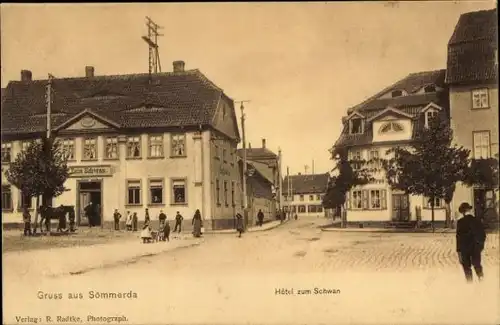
[456,202,486,282]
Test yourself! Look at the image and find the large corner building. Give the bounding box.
[1,61,245,230]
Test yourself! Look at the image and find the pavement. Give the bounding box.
[3,218,500,325]
[207,219,289,234]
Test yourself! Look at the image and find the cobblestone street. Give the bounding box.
[3,219,500,325]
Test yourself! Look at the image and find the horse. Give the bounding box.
[39,205,76,233]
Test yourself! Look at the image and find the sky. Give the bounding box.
[1,2,496,175]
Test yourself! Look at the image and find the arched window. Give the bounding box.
[379,122,404,133]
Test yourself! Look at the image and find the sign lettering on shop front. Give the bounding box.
[68,165,113,178]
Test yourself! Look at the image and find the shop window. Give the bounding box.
[172,179,187,204]
[149,179,164,205]
[2,186,12,210]
[127,180,141,205]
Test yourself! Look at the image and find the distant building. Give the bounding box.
[237,139,280,223]
[282,173,329,218]
[1,61,243,230]
[446,8,499,222]
[332,70,450,226]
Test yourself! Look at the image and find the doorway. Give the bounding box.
[392,194,410,222]
[77,181,102,226]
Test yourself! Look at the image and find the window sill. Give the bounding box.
[423,207,445,210]
[125,204,143,207]
[147,156,165,160]
[170,203,188,206]
[103,157,120,161]
[471,107,490,110]
[2,208,14,213]
[126,157,143,160]
[170,155,187,159]
[148,203,165,207]
[81,159,98,162]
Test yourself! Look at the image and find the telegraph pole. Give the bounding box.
[46,74,55,139]
[142,16,164,77]
[278,147,283,220]
[235,100,251,217]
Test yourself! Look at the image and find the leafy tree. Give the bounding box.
[382,116,469,232]
[323,148,374,227]
[5,136,69,233]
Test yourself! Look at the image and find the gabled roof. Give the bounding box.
[420,102,444,113]
[446,9,498,85]
[236,147,278,160]
[366,106,414,122]
[334,70,449,150]
[348,69,447,114]
[54,108,121,131]
[1,69,239,141]
[282,173,329,195]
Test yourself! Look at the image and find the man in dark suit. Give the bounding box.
[456,202,486,283]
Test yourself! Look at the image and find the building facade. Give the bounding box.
[1,62,244,230]
[282,173,329,218]
[332,70,450,226]
[237,139,280,222]
[446,9,499,223]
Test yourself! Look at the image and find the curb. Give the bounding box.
[207,219,290,235]
[320,227,456,234]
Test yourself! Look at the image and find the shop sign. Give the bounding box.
[69,165,113,178]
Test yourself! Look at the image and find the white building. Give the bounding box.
[282,173,329,218]
[1,62,245,230]
[331,70,450,227]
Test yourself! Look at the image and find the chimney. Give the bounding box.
[20,70,32,82]
[85,66,95,78]
[248,143,252,149]
[173,60,185,73]
[262,138,266,148]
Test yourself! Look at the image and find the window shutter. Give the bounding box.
[346,191,351,210]
[362,190,369,209]
[381,190,387,209]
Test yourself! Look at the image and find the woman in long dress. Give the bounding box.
[235,213,244,238]
[192,209,202,238]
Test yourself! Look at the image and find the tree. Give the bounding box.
[6,136,69,233]
[323,148,374,227]
[382,116,470,232]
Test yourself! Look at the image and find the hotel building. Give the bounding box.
[1,61,244,230]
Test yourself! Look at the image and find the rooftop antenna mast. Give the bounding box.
[142,16,164,77]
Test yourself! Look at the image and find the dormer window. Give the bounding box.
[349,118,363,134]
[424,85,436,93]
[391,90,403,98]
[425,110,439,128]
